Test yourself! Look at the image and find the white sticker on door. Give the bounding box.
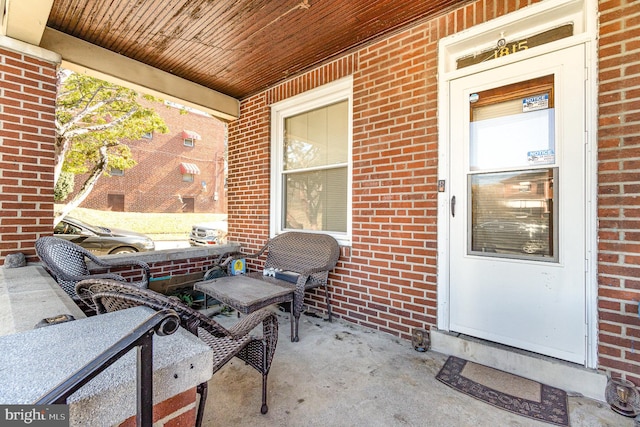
[527,149,555,164]
[522,94,549,112]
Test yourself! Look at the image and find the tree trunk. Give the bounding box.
[54,145,109,225]
[53,135,69,187]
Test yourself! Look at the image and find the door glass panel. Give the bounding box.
[469,75,555,171]
[470,108,555,171]
[467,75,558,262]
[469,168,557,261]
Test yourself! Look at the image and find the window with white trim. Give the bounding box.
[271,77,352,245]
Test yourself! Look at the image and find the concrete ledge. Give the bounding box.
[0,244,238,335]
[0,306,213,426]
[0,35,62,64]
[0,265,86,336]
[90,243,240,267]
[430,329,608,402]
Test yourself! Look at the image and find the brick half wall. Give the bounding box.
[118,387,197,427]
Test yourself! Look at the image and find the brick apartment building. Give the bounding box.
[77,98,227,214]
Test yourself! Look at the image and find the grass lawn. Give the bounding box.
[58,205,226,241]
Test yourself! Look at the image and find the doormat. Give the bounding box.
[436,356,569,426]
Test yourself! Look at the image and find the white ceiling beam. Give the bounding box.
[0,0,5,36]
[40,27,239,121]
[2,0,53,45]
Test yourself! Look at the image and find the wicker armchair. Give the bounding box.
[217,231,340,342]
[76,279,278,426]
[35,236,150,308]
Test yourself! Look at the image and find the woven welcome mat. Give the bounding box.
[436,356,569,426]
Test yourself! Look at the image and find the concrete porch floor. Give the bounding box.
[203,310,633,427]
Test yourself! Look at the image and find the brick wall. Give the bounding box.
[90,252,223,290]
[226,92,272,251]
[596,0,640,384]
[77,98,227,214]
[225,0,640,385]
[227,55,357,255]
[0,47,58,263]
[118,387,197,427]
[228,0,542,341]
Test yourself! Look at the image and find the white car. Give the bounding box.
[189,221,228,246]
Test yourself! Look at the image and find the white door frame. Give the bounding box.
[436,0,599,368]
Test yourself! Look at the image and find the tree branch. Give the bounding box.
[63,107,138,137]
[54,145,109,225]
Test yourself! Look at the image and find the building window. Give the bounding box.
[182,130,201,147]
[107,194,125,212]
[110,168,124,176]
[271,77,352,245]
[179,163,200,182]
[182,197,195,213]
[142,132,153,140]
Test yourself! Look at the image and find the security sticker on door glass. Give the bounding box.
[522,94,549,112]
[527,149,555,165]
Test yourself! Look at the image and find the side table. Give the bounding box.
[195,274,296,340]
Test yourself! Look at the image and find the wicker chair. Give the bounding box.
[35,236,150,309]
[76,279,278,426]
[214,231,340,342]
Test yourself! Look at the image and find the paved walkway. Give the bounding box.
[203,309,633,427]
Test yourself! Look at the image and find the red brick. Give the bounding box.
[153,387,196,422]
[0,48,57,263]
[163,408,197,427]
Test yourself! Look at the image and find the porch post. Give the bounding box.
[0,37,60,264]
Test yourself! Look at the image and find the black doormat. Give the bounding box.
[436,356,569,426]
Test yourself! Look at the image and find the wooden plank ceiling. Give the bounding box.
[47,0,466,100]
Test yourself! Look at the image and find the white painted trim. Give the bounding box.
[270,76,353,246]
[0,0,7,37]
[0,35,60,64]
[436,79,451,331]
[436,0,599,368]
[584,37,600,370]
[439,0,591,76]
[3,0,53,46]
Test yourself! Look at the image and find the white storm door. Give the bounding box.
[449,45,586,364]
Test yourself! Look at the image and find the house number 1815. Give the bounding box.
[457,25,573,69]
[493,40,529,58]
